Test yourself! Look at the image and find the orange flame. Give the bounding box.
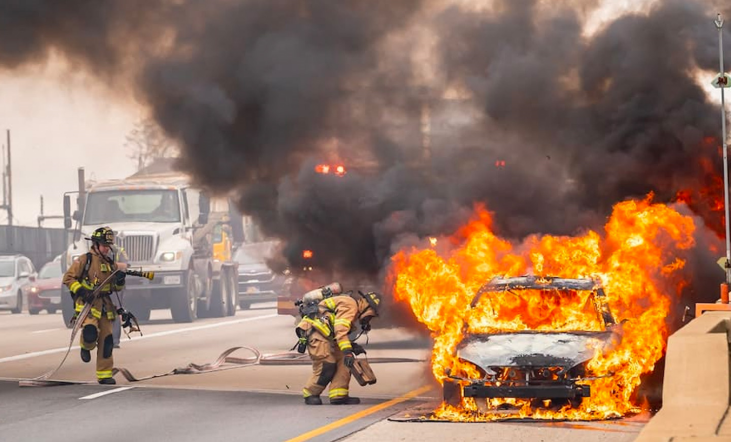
[390,195,695,421]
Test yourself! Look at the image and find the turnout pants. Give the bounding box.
[302,336,352,401]
[77,298,116,380]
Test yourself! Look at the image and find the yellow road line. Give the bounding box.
[286,385,432,442]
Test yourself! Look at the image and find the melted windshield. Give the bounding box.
[84,190,181,224]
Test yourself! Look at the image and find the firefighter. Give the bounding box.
[297,290,381,405]
[62,226,126,385]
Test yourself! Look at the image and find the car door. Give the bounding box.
[17,258,33,293]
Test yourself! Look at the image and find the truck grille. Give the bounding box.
[118,235,156,262]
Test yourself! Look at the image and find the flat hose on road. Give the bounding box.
[20,338,425,387]
[114,348,423,382]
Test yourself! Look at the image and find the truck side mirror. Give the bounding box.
[72,210,81,222]
[63,195,72,229]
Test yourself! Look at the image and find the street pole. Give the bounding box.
[716,14,731,284]
[6,130,12,227]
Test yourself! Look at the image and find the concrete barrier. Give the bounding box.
[635,311,731,441]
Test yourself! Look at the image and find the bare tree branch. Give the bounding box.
[124,118,177,170]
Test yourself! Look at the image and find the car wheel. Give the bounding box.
[47,307,57,314]
[29,308,40,315]
[170,271,197,323]
[239,301,251,310]
[10,291,22,314]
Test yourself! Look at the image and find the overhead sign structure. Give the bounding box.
[711,73,731,88]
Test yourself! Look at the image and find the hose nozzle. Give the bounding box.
[126,269,155,280]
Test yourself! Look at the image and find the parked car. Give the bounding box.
[443,276,622,410]
[0,254,38,314]
[235,241,292,310]
[28,260,63,315]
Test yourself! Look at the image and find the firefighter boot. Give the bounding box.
[304,396,323,405]
[80,348,91,363]
[98,377,116,385]
[330,396,361,405]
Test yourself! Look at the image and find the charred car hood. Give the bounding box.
[457,331,615,371]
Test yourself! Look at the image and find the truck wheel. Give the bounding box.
[208,276,228,318]
[171,271,197,323]
[443,379,463,408]
[239,301,251,310]
[225,270,237,316]
[29,308,39,315]
[61,289,75,329]
[127,299,151,323]
[47,307,57,314]
[10,291,22,314]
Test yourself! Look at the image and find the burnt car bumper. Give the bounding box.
[463,384,590,399]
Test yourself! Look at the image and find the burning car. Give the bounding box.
[443,276,622,410]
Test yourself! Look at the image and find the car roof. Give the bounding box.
[0,254,24,261]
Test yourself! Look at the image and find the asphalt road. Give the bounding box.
[0,304,646,441]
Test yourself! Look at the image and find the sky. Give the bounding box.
[0,56,141,227]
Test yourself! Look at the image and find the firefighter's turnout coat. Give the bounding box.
[297,295,361,401]
[63,247,125,381]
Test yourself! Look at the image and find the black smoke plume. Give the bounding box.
[1,0,730,297]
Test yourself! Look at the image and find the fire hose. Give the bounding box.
[19,269,152,387]
[19,273,425,387]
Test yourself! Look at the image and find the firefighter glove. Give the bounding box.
[352,342,366,355]
[77,287,94,303]
[115,272,126,286]
[343,350,356,368]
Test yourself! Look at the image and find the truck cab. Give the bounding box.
[61,171,239,325]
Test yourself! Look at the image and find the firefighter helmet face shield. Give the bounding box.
[90,227,115,246]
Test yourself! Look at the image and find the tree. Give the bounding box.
[124,118,177,171]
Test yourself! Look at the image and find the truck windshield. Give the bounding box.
[84,190,181,225]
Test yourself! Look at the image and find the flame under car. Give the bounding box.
[443,276,621,410]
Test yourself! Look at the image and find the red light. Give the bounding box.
[495,160,506,168]
[315,164,330,174]
[302,250,313,259]
[335,165,346,176]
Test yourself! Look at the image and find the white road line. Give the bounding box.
[80,387,135,400]
[31,328,61,334]
[0,313,278,364]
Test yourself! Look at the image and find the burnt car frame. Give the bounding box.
[443,275,621,409]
